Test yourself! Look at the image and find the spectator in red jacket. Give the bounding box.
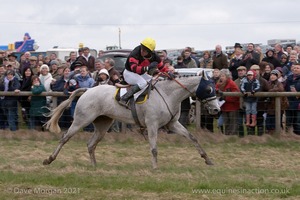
[216,69,240,135]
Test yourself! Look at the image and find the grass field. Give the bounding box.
[0,129,299,200]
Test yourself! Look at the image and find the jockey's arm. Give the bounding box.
[129,57,148,75]
[157,61,169,73]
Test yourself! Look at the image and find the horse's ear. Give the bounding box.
[202,70,208,80]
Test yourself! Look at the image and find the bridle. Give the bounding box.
[160,72,217,105]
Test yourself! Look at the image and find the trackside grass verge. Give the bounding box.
[0,130,299,200]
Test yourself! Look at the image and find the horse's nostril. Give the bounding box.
[213,109,219,113]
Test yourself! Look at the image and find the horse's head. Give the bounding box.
[195,70,220,115]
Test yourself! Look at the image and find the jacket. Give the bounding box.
[76,74,95,88]
[212,52,228,70]
[262,56,281,68]
[125,45,167,75]
[0,76,20,102]
[266,80,288,115]
[241,50,260,70]
[77,54,96,72]
[30,84,47,116]
[229,55,243,80]
[240,77,260,103]
[216,79,240,112]
[285,74,300,109]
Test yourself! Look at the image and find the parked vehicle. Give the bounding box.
[98,49,131,73]
[46,47,97,62]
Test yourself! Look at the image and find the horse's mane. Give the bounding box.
[157,74,200,82]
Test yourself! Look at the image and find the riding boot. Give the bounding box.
[119,85,141,107]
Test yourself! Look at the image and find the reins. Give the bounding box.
[151,72,197,123]
[162,72,195,96]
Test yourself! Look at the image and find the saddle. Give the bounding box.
[114,85,150,105]
[115,84,153,127]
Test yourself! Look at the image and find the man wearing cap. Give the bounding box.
[241,43,260,70]
[249,64,270,135]
[234,66,247,136]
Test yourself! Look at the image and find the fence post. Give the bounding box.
[52,97,58,108]
[275,97,281,135]
[196,101,201,130]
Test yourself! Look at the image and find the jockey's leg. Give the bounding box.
[119,69,149,106]
[167,120,213,165]
[119,85,141,106]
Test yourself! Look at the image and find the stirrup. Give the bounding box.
[119,99,129,108]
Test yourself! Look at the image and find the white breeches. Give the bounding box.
[123,69,152,89]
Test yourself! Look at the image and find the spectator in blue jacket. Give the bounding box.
[66,65,94,132]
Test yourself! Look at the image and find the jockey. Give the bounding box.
[119,37,169,106]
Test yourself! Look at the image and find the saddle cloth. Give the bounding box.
[114,85,149,104]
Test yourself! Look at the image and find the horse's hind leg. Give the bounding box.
[43,120,83,165]
[167,121,213,165]
[87,116,114,166]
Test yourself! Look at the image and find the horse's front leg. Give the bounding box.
[167,121,213,165]
[146,123,159,169]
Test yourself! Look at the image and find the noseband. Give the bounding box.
[201,96,217,105]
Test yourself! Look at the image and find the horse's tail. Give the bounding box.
[45,88,88,134]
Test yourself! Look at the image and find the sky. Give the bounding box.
[0,0,299,52]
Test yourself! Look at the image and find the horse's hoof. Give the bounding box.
[43,159,50,165]
[205,160,214,166]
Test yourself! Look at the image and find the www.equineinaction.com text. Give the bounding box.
[192,188,290,195]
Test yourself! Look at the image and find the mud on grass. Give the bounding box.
[0,129,300,199]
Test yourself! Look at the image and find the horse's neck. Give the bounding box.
[156,76,200,103]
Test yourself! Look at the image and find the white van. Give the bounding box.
[46,47,97,61]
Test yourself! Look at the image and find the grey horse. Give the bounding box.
[43,71,220,169]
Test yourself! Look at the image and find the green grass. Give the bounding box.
[0,131,299,199]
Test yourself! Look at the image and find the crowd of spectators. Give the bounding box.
[174,43,300,136]
[0,42,300,136]
[0,47,120,132]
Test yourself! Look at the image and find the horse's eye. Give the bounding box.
[206,86,213,94]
